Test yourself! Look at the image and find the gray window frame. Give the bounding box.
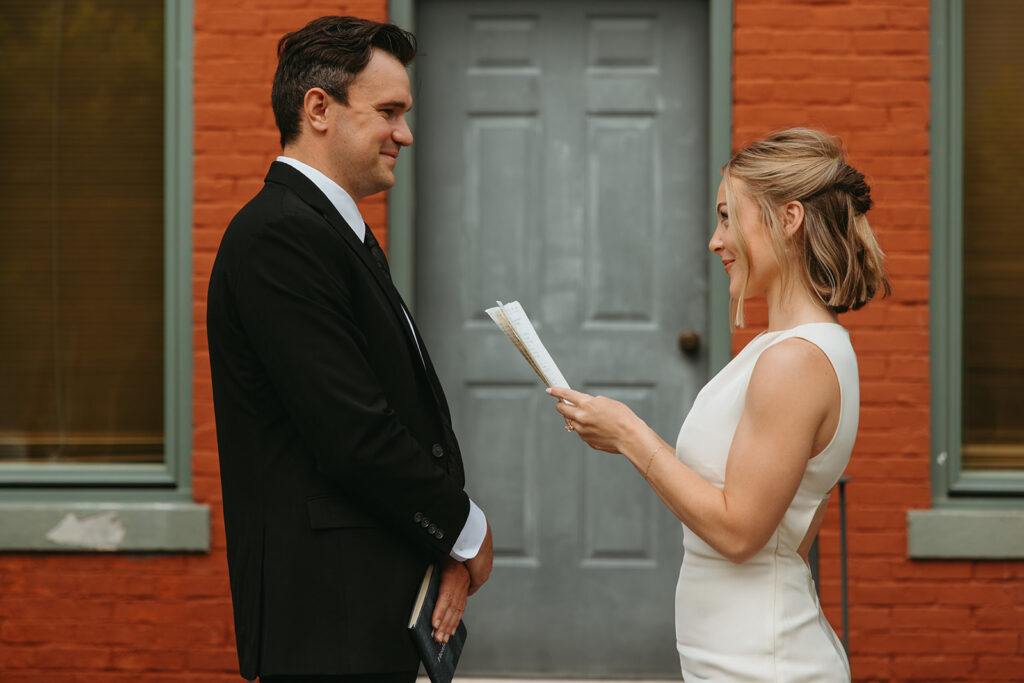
[0,0,208,551]
[928,0,1024,501]
[907,0,1024,560]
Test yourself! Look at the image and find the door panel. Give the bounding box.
[414,0,709,674]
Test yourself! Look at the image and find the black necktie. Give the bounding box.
[363,225,392,280]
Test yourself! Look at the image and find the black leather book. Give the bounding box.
[407,564,467,683]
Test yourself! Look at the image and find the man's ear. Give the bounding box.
[302,88,331,134]
[783,200,804,239]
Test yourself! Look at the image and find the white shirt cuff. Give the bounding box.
[449,498,487,561]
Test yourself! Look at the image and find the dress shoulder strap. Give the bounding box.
[766,324,856,378]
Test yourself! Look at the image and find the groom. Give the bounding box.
[207,16,493,682]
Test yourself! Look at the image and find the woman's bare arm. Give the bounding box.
[551,337,838,563]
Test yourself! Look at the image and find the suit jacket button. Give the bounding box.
[413,512,423,523]
[434,530,444,540]
[420,517,431,528]
[431,444,444,458]
[427,523,437,534]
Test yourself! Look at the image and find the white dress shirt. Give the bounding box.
[276,156,487,561]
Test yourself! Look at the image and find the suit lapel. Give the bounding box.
[265,163,417,347]
[264,162,457,434]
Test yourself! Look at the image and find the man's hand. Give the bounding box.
[464,522,493,595]
[430,557,470,643]
[429,524,493,643]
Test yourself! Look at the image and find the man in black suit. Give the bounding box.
[207,16,493,683]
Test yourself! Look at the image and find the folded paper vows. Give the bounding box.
[485,301,569,389]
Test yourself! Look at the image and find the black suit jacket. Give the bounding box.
[207,162,470,678]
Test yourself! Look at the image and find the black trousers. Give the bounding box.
[260,673,417,683]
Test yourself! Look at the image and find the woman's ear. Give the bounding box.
[783,200,804,239]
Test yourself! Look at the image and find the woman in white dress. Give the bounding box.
[549,128,888,682]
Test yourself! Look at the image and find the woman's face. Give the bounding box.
[709,177,778,301]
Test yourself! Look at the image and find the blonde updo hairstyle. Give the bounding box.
[722,128,889,327]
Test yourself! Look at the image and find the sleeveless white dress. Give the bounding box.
[674,323,856,682]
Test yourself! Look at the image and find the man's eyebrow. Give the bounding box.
[377,100,412,111]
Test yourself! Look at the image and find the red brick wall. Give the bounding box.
[1,1,1021,681]
[733,1,1024,681]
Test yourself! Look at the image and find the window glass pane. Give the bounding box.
[0,0,164,465]
[962,0,1024,470]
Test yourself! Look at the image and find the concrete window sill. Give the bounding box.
[0,502,209,552]
[907,508,1024,559]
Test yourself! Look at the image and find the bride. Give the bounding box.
[549,128,888,681]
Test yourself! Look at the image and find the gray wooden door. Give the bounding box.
[413,0,709,675]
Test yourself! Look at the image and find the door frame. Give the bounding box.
[388,0,734,375]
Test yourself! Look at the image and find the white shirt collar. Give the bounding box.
[276,156,366,241]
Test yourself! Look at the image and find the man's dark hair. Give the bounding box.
[271,16,417,147]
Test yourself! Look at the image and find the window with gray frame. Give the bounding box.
[931,0,1024,499]
[0,0,205,551]
[910,0,1024,560]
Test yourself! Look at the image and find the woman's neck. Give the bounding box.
[764,283,838,331]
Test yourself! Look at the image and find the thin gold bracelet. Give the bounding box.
[642,446,662,481]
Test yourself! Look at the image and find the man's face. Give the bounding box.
[326,49,413,201]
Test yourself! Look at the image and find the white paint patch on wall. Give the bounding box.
[46,511,126,551]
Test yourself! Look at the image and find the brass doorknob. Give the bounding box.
[677,330,701,354]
